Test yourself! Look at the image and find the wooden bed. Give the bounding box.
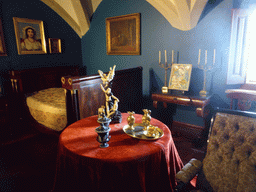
[9,66,143,136]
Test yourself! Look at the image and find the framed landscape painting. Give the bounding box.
[106,13,140,55]
[0,18,7,56]
[168,64,192,91]
[13,17,47,55]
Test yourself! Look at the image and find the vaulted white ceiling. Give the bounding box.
[41,0,208,38]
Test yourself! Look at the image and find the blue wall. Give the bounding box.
[0,0,248,126]
[235,0,256,8]
[81,0,235,125]
[0,0,83,95]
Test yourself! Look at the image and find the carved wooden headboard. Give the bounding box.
[62,66,143,125]
[9,66,81,94]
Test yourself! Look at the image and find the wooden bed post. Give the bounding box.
[10,71,23,94]
[65,88,80,126]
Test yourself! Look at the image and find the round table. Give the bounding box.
[52,113,183,192]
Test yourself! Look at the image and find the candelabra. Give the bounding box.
[198,49,215,97]
[159,50,174,93]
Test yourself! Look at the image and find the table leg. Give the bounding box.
[152,101,176,130]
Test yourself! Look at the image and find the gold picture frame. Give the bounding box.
[13,17,47,55]
[0,18,7,56]
[168,64,193,91]
[49,38,61,53]
[106,13,140,55]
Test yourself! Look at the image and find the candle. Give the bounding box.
[159,51,161,63]
[165,50,167,63]
[172,50,174,63]
[205,50,207,65]
[213,49,216,64]
[198,49,201,64]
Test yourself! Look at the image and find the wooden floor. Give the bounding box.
[1,130,59,192]
[172,135,207,165]
[0,126,207,192]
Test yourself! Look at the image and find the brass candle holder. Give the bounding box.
[198,49,215,97]
[159,50,174,93]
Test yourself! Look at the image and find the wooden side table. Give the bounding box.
[151,91,212,143]
[226,84,256,111]
[52,113,183,192]
[226,89,256,111]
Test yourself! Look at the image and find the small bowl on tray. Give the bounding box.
[123,123,164,140]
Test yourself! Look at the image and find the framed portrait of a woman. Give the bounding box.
[13,17,47,55]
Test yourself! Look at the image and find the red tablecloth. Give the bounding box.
[52,113,183,192]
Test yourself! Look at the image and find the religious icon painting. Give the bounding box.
[168,64,192,91]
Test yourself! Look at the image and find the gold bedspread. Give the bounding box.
[26,88,67,132]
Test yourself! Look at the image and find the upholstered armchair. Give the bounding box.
[175,108,256,192]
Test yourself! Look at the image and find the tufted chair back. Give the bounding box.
[198,108,256,191]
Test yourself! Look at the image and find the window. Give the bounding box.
[227,4,256,85]
[227,8,248,84]
[245,4,256,84]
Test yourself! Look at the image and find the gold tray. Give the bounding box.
[123,123,164,140]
